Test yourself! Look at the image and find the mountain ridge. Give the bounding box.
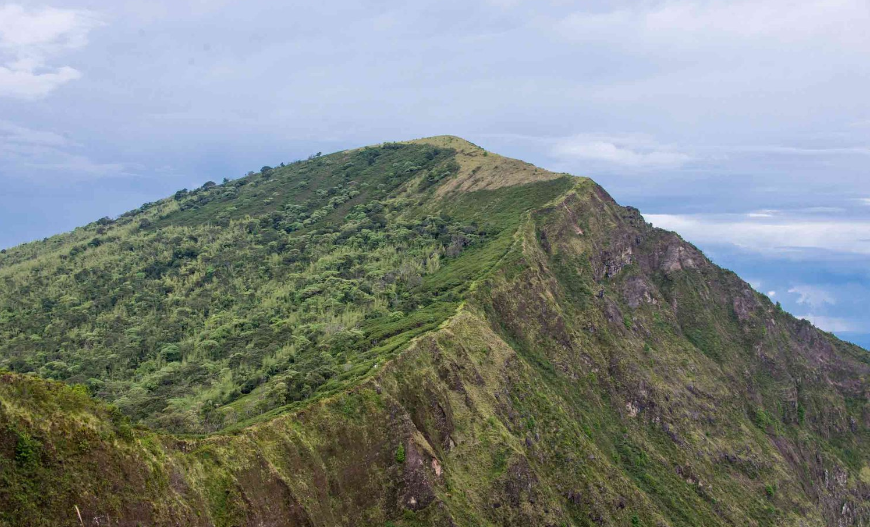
[406,135,566,195]
[1,137,868,526]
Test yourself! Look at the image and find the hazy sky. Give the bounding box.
[1,0,869,346]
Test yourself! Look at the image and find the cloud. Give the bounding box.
[788,285,836,308]
[0,120,71,148]
[0,64,81,99]
[0,120,130,179]
[859,198,870,206]
[747,209,778,218]
[796,315,857,333]
[551,134,691,168]
[646,213,870,256]
[0,4,102,99]
[746,279,763,290]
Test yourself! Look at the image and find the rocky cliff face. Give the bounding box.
[1,138,868,526]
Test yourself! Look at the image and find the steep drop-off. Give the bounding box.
[1,136,868,526]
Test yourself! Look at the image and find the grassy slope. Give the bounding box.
[1,137,869,526]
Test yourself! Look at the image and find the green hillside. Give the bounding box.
[0,137,572,434]
[1,136,868,526]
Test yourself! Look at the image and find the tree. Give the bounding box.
[161,344,182,363]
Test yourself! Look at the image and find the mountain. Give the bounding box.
[1,136,868,527]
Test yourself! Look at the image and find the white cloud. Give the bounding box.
[646,213,870,255]
[0,4,102,99]
[767,291,776,297]
[859,198,870,206]
[551,134,690,168]
[788,285,836,308]
[796,315,857,333]
[0,64,81,99]
[748,209,778,218]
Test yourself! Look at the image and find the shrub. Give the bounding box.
[161,344,182,363]
[14,429,41,467]
[395,444,406,464]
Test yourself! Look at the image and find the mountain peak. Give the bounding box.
[405,134,483,151]
[406,135,568,195]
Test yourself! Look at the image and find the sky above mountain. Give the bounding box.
[1,0,869,347]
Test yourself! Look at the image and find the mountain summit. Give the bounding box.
[1,137,868,526]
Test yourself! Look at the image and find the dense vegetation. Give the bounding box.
[1,136,868,527]
[0,140,572,433]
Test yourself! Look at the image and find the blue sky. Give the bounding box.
[1,0,869,347]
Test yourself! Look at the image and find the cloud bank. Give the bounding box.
[551,135,691,168]
[0,120,128,179]
[788,285,837,309]
[645,214,870,256]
